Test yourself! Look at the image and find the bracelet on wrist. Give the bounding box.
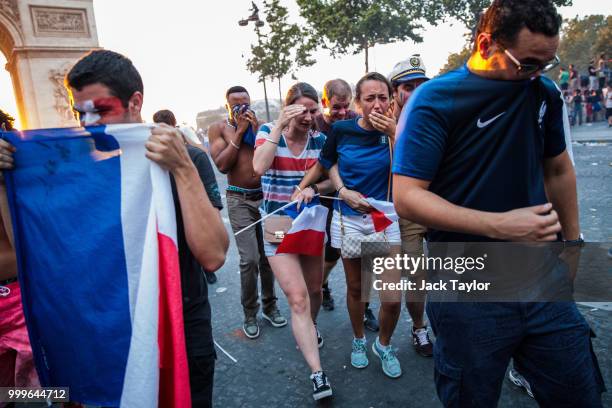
[309,183,319,194]
[229,140,240,150]
[295,185,303,192]
[265,137,278,145]
[337,185,346,194]
[563,233,584,248]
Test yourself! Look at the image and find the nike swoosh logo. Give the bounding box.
[477,112,506,128]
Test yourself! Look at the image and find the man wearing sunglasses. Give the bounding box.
[393,0,605,406]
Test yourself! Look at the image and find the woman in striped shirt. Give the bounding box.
[253,82,334,400]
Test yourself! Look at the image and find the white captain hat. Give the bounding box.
[388,54,429,85]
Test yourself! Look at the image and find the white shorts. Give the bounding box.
[330,210,400,249]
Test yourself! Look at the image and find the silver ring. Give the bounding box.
[0,285,10,297]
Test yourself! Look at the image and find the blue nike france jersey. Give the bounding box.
[392,65,568,242]
[320,117,392,216]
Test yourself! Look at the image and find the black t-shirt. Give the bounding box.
[574,95,583,106]
[171,145,223,357]
[588,65,596,77]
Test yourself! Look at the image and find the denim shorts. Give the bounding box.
[427,301,606,407]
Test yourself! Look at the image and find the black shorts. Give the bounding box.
[323,199,341,263]
[188,353,216,407]
[606,108,612,119]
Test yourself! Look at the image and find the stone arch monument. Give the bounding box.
[1,0,99,129]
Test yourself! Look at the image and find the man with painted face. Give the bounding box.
[67,50,229,407]
[384,55,434,358]
[208,86,287,340]
[393,1,605,406]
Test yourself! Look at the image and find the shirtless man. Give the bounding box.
[208,86,286,339]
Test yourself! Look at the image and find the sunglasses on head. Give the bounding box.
[503,48,560,75]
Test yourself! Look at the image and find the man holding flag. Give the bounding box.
[0,50,229,407]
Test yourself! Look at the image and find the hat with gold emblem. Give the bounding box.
[388,54,429,85]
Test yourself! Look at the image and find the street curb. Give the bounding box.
[572,139,612,144]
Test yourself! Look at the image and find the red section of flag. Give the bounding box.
[157,232,191,408]
[370,209,393,232]
[276,229,326,256]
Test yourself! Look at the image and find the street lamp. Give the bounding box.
[238,1,270,121]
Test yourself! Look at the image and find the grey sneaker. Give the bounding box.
[262,308,288,328]
[508,368,534,398]
[243,317,259,339]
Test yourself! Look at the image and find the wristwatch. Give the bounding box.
[564,233,585,248]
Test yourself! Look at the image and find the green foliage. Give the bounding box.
[246,0,314,85]
[431,0,573,31]
[439,45,472,74]
[296,0,425,72]
[548,14,610,79]
[592,15,612,59]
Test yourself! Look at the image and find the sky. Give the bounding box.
[0,0,610,129]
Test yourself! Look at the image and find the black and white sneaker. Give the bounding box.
[315,324,324,349]
[310,371,332,400]
[412,326,433,357]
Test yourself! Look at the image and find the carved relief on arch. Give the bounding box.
[31,6,89,37]
[0,0,20,26]
[49,67,76,126]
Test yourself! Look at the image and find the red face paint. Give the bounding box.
[73,97,127,126]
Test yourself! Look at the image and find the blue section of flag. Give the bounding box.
[243,125,256,146]
[2,126,131,406]
[283,197,321,219]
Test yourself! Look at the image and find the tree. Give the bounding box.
[439,46,472,75]
[592,15,612,59]
[546,14,610,80]
[246,0,314,109]
[246,24,274,121]
[430,0,573,35]
[296,0,424,73]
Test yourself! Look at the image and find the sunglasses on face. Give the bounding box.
[503,49,560,75]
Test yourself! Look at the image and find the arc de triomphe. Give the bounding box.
[1,0,99,129]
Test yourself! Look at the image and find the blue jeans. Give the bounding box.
[427,302,605,407]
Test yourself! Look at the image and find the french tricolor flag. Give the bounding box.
[2,124,190,407]
[365,198,399,232]
[276,204,328,257]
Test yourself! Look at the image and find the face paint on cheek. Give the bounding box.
[73,97,127,125]
[73,100,101,126]
[93,97,127,117]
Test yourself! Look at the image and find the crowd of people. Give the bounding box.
[0,0,608,407]
[558,55,612,127]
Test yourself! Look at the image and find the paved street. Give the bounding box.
[209,125,612,406]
